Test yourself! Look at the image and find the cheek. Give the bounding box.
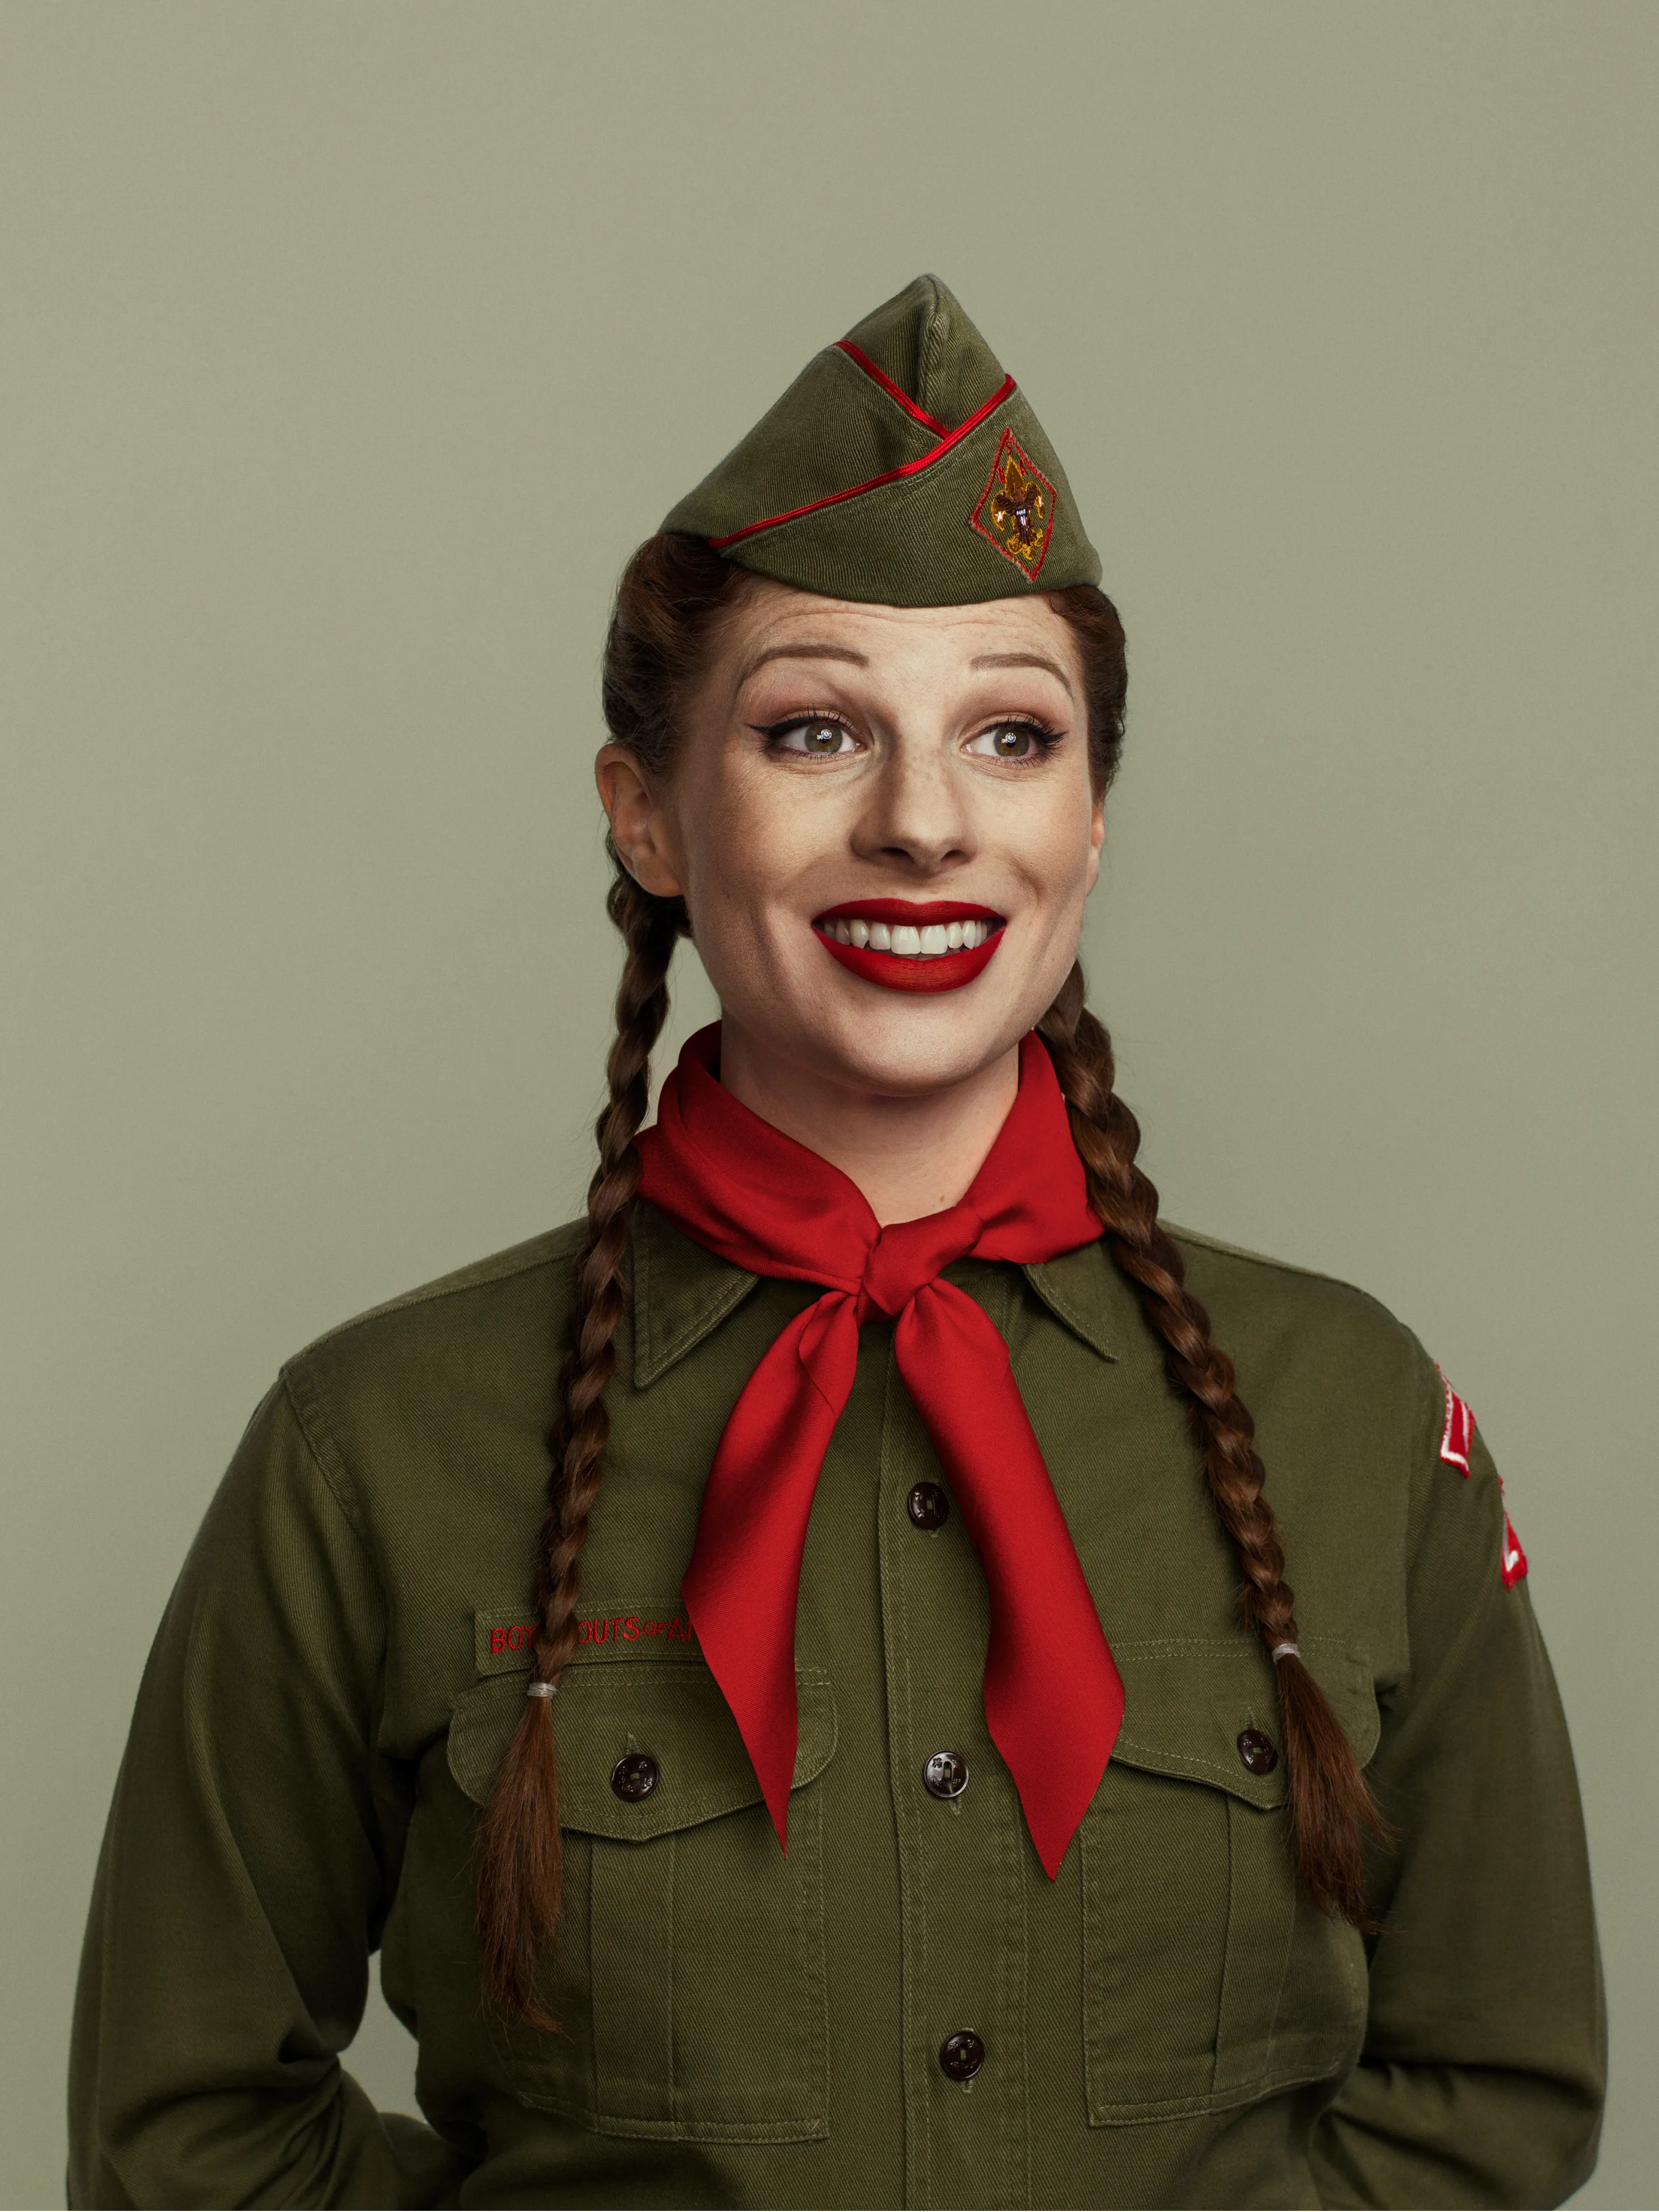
[1011,780,1100,906]
[674,773,812,941]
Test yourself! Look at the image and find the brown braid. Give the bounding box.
[476,537,749,2023]
[1037,583,1386,1918]
[478,533,1378,2024]
[1038,964,1386,1922]
[474,867,686,2020]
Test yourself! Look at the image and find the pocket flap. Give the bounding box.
[447,1662,837,1839]
[1108,1637,1378,1811]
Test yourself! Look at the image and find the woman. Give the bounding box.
[70,277,1603,2209]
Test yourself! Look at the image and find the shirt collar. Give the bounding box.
[631,1201,760,1387]
[630,1200,1120,1387]
[1021,1242,1120,1363]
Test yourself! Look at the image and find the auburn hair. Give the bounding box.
[476,533,1383,2024]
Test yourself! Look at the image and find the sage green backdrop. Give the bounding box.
[4,5,1655,2205]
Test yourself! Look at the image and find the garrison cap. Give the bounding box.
[662,274,1101,606]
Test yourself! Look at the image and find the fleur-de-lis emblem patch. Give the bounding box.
[972,430,1057,580]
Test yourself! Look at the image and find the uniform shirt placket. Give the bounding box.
[877,1266,1033,2211]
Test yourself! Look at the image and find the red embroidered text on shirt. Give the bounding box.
[487,1613,699,1655]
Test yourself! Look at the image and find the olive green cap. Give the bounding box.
[662,275,1102,606]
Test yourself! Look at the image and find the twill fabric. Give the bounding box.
[661,273,1104,605]
[69,1202,1606,2207]
[636,1024,1123,1876]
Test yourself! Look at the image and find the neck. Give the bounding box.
[716,1022,1021,1226]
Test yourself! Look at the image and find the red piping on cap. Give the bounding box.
[834,340,950,434]
[708,374,1018,551]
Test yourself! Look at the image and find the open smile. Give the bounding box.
[811,899,1006,994]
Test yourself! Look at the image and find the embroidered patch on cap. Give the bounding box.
[1437,1366,1475,1474]
[473,1604,701,1677]
[971,429,1056,580]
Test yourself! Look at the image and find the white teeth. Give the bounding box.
[822,915,998,957]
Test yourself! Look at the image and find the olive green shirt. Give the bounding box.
[69,1208,1604,2208]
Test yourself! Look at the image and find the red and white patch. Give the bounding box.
[1500,1509,1529,1589]
[1437,1363,1529,1587]
[1437,1366,1475,1475]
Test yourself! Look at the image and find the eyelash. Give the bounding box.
[756,712,1065,759]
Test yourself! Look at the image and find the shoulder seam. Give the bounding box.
[279,1364,372,1548]
[1164,1217,1341,1286]
[293,1221,587,1359]
[1164,1218,1391,1306]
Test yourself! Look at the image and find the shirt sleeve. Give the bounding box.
[1308,1367,1606,2210]
[67,1376,473,2209]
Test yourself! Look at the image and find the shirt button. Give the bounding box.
[611,1751,660,1801]
[1237,1729,1279,1776]
[938,2030,985,2081]
[924,1750,970,1800]
[907,1482,951,1530]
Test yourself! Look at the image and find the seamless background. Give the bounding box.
[3,4,1656,2204]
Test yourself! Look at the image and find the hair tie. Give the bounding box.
[526,1679,557,1699]
[1270,1641,1301,1662]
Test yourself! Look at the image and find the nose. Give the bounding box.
[851,732,976,877]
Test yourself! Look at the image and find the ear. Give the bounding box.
[594,745,686,900]
[1083,790,1107,895]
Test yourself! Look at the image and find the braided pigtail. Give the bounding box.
[1039,964,1386,1923]
[474,534,745,2023]
[476,866,686,2023]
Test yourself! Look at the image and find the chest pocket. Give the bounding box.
[1082,1638,1377,2125]
[448,1660,837,2143]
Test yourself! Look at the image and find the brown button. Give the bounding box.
[907,1482,951,1531]
[1237,1729,1279,1776]
[611,1751,659,1801]
[924,1751,969,1801]
[938,2030,984,2081]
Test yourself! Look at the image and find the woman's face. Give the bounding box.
[598,581,1104,1100]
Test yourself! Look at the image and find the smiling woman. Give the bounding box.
[594,580,1110,1207]
[69,279,1604,2210]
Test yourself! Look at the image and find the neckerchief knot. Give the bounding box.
[635,1025,1126,1879]
[859,1205,983,1319]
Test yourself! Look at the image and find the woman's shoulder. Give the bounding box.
[294,1219,587,1364]
[1161,1218,1437,1414]
[272,1219,588,1526]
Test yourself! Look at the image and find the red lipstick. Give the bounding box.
[816,899,1001,926]
[812,899,1006,994]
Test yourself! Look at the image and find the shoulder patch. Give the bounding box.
[1437,1365,1475,1474]
[1501,1509,1529,1588]
[1437,1364,1528,1587]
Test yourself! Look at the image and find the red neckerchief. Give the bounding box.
[635,1025,1124,1877]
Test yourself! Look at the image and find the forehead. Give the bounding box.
[714,581,1081,693]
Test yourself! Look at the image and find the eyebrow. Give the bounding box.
[734,639,1076,698]
[738,641,870,682]
[969,650,1076,698]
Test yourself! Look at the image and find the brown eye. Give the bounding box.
[967,722,1040,760]
[774,718,856,757]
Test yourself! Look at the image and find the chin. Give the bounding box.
[800,977,1057,1098]
[707,930,1079,1099]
